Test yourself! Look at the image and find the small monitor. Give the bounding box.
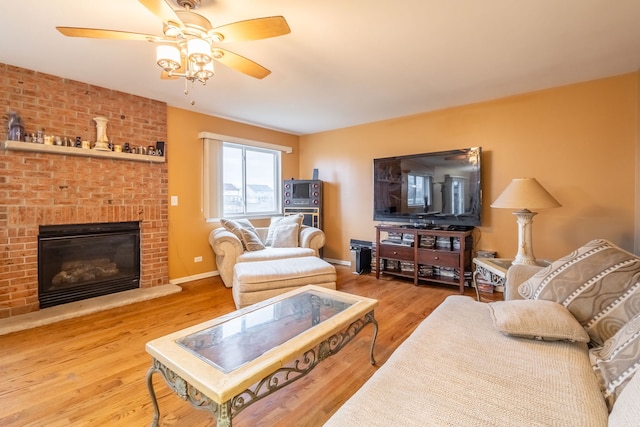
[293,183,310,199]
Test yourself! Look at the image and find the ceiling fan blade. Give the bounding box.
[56,27,163,42]
[138,0,184,27]
[213,48,271,79]
[213,16,290,42]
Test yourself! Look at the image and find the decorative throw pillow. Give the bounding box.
[489,299,590,343]
[240,228,266,251]
[265,214,303,246]
[518,239,640,346]
[271,223,299,248]
[590,312,640,411]
[220,218,258,250]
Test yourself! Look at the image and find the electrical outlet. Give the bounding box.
[194,256,203,263]
[170,195,178,206]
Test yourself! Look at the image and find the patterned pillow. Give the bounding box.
[220,218,258,250]
[265,214,303,246]
[489,299,590,343]
[271,223,300,248]
[518,239,640,346]
[240,228,266,251]
[590,312,640,411]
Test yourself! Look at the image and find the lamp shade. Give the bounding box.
[201,61,214,79]
[491,178,561,210]
[156,45,181,71]
[187,38,212,65]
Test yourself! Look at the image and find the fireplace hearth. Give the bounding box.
[38,222,141,308]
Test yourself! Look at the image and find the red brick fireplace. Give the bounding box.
[0,63,169,318]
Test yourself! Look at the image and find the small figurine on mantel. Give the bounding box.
[93,116,110,151]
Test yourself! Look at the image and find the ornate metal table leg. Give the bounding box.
[217,401,232,427]
[146,358,227,426]
[146,363,161,427]
[366,311,379,365]
[473,269,481,301]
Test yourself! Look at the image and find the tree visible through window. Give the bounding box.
[222,143,281,217]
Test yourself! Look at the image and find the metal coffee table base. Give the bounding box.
[146,311,378,427]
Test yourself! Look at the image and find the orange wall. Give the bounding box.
[300,73,639,262]
[166,107,299,280]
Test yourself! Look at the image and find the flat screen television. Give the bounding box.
[373,147,482,227]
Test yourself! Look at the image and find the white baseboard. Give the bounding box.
[170,270,219,285]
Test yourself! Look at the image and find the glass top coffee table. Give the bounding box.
[145,285,378,427]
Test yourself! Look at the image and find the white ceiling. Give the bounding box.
[1,0,640,135]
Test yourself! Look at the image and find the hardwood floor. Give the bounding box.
[0,265,501,426]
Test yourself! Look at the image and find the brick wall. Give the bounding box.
[0,63,169,319]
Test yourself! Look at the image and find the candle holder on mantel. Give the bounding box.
[93,116,111,151]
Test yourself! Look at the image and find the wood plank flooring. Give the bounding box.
[0,265,501,426]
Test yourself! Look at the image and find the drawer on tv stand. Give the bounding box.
[417,250,459,268]
[379,244,413,260]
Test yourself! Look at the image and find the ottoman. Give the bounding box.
[232,257,337,309]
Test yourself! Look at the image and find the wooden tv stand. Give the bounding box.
[375,225,474,293]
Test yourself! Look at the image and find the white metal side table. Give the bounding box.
[472,258,550,301]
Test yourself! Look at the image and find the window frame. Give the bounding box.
[200,132,292,221]
[222,142,282,218]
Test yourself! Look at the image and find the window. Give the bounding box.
[443,175,466,215]
[201,132,290,220]
[407,174,432,207]
[222,143,281,216]
[450,176,465,215]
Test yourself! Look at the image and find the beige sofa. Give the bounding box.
[326,239,640,426]
[209,219,326,288]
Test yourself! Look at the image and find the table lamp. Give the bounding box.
[491,178,561,265]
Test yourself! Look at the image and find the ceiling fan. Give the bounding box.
[56,0,290,84]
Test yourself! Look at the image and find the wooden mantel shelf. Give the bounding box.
[2,140,165,163]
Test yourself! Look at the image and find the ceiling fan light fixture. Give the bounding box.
[187,37,212,65]
[196,61,214,82]
[164,22,183,38]
[211,48,224,60]
[208,31,224,43]
[56,0,291,98]
[156,45,181,71]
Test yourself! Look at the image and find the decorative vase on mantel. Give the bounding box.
[8,111,25,142]
[93,116,111,151]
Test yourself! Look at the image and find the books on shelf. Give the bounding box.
[452,238,461,250]
[419,235,436,249]
[436,237,451,249]
[400,262,414,274]
[418,265,434,277]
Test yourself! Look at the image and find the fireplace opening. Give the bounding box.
[38,221,141,308]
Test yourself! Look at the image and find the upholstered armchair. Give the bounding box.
[208,216,326,288]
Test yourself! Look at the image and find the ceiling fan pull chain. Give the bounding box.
[183,78,197,105]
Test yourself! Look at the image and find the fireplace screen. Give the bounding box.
[38,222,140,308]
